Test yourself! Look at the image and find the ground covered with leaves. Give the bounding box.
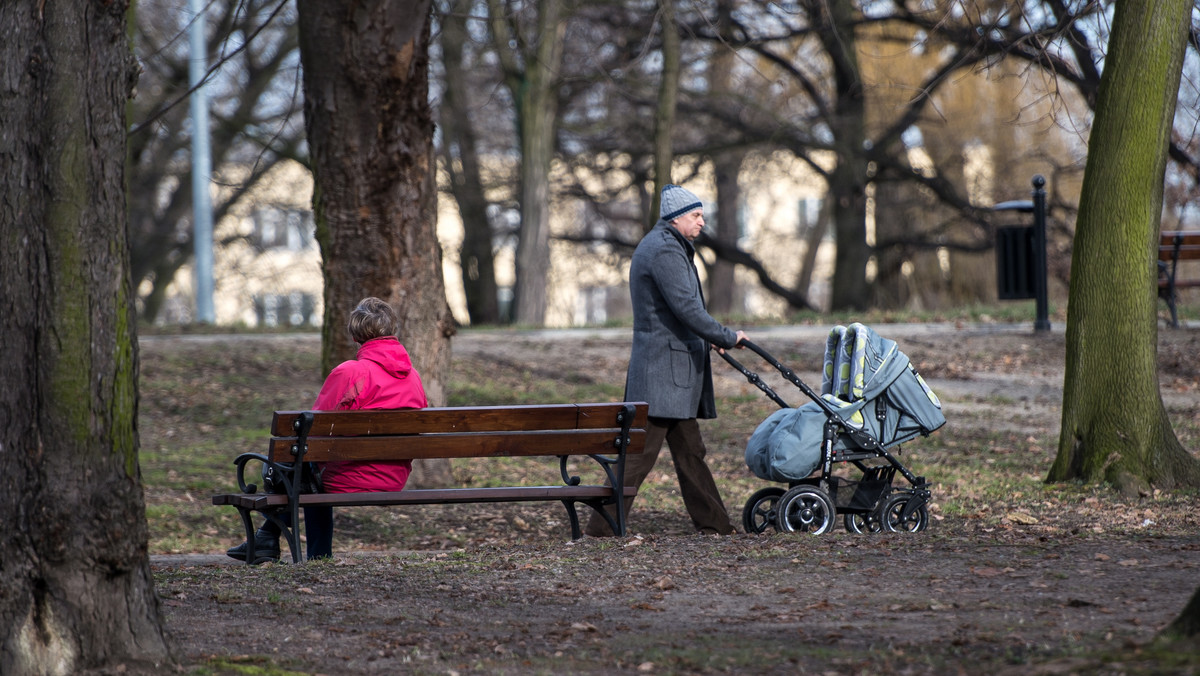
[139,323,1200,675]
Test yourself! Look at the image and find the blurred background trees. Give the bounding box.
[129,0,305,323]
[126,0,1200,327]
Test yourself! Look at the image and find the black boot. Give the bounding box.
[225,529,281,564]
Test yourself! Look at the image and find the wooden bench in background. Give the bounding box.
[1159,230,1200,327]
[212,402,648,564]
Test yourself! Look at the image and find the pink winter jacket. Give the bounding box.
[312,337,428,493]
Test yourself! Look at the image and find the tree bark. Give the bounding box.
[297,0,456,483]
[439,0,501,325]
[0,1,172,672]
[1049,0,1200,493]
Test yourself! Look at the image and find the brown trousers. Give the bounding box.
[584,416,734,536]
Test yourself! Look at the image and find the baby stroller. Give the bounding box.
[720,323,946,534]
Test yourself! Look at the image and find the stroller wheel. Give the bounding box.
[843,512,882,533]
[742,487,786,534]
[878,494,929,533]
[775,485,836,535]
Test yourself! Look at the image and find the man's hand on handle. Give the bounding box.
[716,330,748,354]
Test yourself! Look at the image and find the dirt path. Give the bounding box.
[153,531,1200,674]
[148,323,1200,675]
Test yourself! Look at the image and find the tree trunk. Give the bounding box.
[821,0,871,312]
[297,0,455,483]
[649,0,681,232]
[0,1,172,672]
[705,0,741,315]
[1049,0,1200,494]
[708,149,744,315]
[493,0,566,326]
[1161,583,1200,641]
[439,0,500,326]
[828,156,870,311]
[795,198,831,305]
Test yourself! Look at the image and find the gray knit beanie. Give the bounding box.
[659,184,703,222]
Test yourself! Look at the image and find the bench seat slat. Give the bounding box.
[213,485,639,510]
[271,403,649,437]
[269,428,646,462]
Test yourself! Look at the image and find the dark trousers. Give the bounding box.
[585,416,733,536]
[260,506,334,560]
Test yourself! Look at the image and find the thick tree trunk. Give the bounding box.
[297,0,455,482]
[439,0,501,326]
[0,1,172,673]
[821,0,871,312]
[1049,0,1200,494]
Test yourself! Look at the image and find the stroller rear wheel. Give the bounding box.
[775,485,836,534]
[843,512,882,533]
[878,494,929,532]
[742,487,786,534]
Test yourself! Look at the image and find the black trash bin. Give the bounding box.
[996,224,1037,300]
[993,175,1050,331]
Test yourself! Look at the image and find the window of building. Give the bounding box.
[798,197,825,238]
[252,208,315,251]
[254,292,316,327]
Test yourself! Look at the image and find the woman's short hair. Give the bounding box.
[347,297,398,344]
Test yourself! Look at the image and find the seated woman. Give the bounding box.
[226,296,427,563]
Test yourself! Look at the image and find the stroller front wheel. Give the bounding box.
[775,485,836,534]
[742,487,787,534]
[878,494,930,533]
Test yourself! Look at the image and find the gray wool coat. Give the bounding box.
[625,220,739,420]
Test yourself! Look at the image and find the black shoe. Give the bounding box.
[225,529,281,564]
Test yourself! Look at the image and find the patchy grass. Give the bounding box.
[138,329,1200,556]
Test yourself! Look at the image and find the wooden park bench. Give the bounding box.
[1159,230,1200,327]
[212,402,648,564]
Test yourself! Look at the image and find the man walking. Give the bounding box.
[586,184,747,536]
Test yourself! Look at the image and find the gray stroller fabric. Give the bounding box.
[745,323,946,482]
[744,402,844,482]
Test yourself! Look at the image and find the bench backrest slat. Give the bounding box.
[267,402,649,463]
[269,428,647,462]
[270,402,647,437]
[1159,232,1200,261]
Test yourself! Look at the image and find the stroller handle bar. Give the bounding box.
[717,343,791,408]
[719,339,826,411]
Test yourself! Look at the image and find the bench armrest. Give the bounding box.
[231,452,270,494]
